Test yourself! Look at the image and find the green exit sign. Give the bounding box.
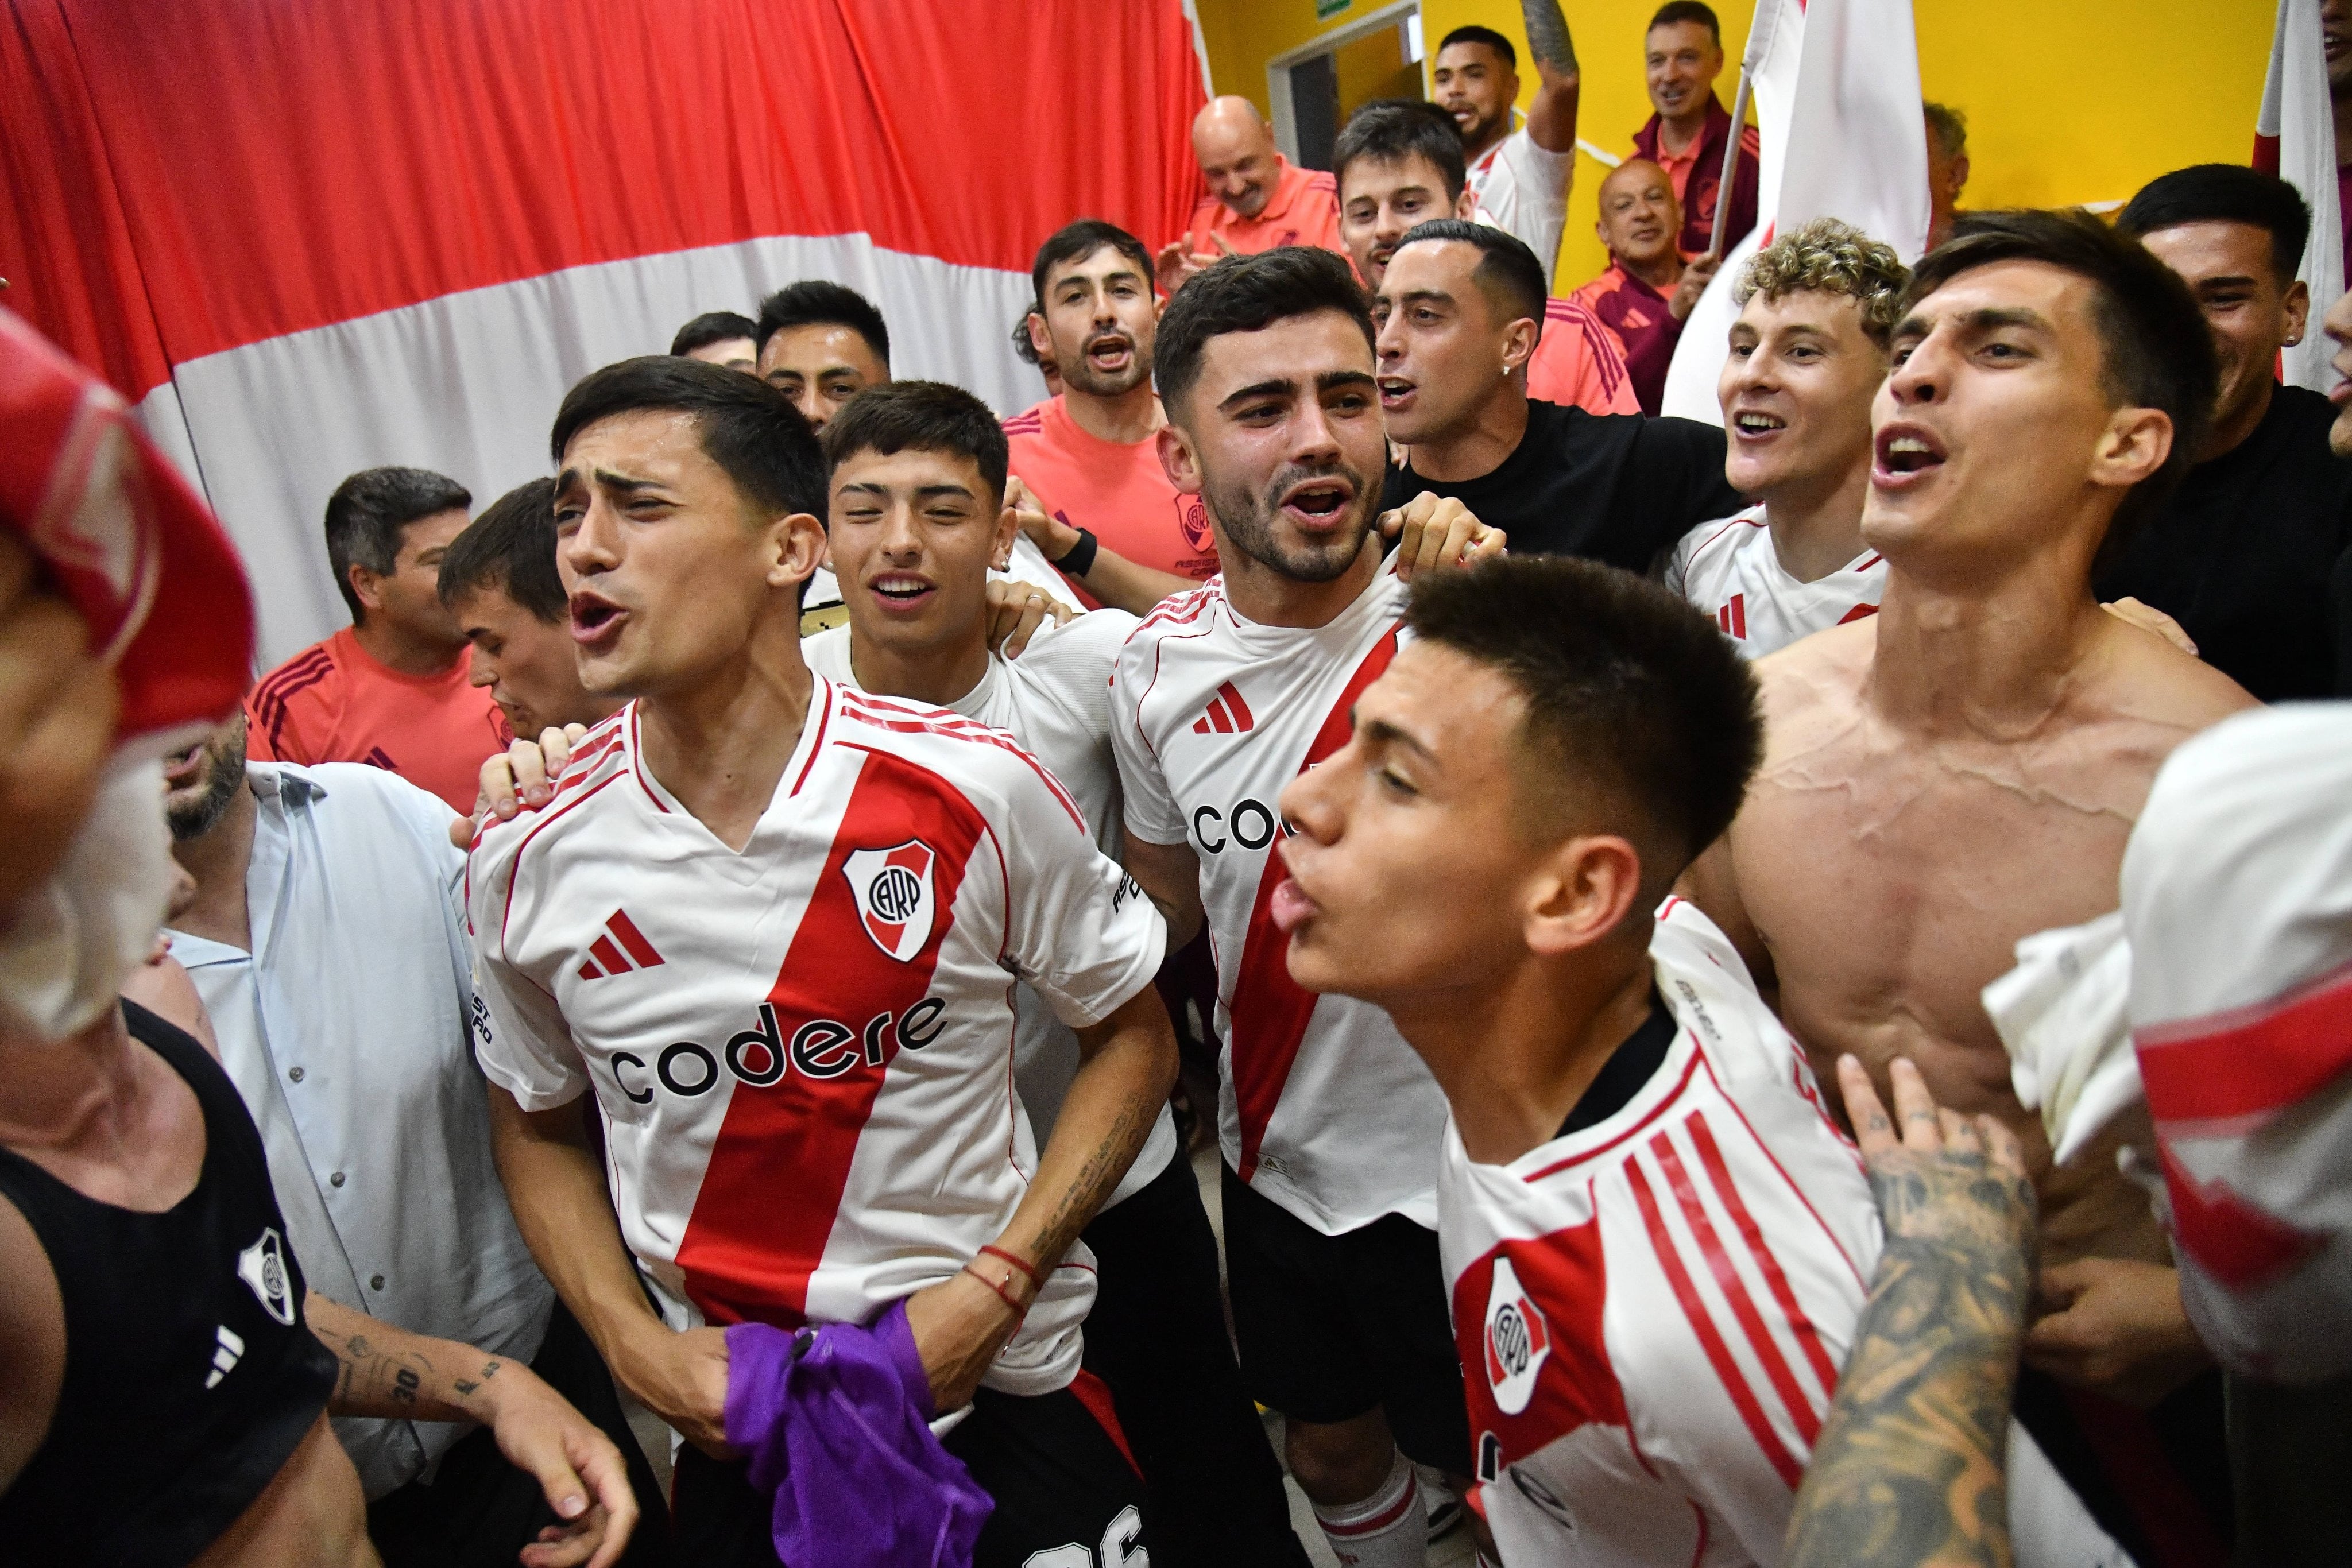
[1314,0,1351,17]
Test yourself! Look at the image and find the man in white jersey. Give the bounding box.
[1272,556,2122,1566]
[801,380,1312,1567]
[1430,6,1581,278]
[1662,219,1904,656]
[470,357,1179,1567]
[1110,247,1503,1568]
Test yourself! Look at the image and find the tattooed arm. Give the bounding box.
[306,1293,639,1568]
[902,984,1178,1412]
[1782,1058,2038,1568]
[1520,0,1582,153]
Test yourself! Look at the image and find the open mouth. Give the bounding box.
[1082,334,1134,371]
[1376,375,1415,411]
[1279,478,1353,529]
[1732,410,1787,437]
[1268,874,1318,936]
[1874,424,1948,485]
[163,746,206,789]
[569,591,626,649]
[868,573,938,611]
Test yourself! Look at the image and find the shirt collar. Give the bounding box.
[245,759,327,811]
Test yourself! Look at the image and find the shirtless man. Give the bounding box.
[1681,209,2253,1551]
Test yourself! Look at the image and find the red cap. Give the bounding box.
[0,308,253,754]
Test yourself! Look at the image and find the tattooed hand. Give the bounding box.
[1781,1058,2038,1568]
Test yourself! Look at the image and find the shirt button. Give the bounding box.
[288,1066,304,1083]
[330,1171,346,1188]
[370,1275,385,1291]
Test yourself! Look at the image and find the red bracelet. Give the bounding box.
[961,1263,1029,1318]
[977,1245,1043,1291]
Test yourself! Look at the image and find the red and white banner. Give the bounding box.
[2256,0,2344,393]
[1659,0,1931,425]
[1,0,1206,664]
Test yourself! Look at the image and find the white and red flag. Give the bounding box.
[2255,0,2344,392]
[1658,0,1931,424]
[0,1,1206,665]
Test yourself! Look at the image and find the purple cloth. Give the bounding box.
[723,1302,992,1567]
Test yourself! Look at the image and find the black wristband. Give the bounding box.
[1051,526,1100,578]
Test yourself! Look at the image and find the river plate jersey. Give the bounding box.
[803,612,1182,1207]
[1442,901,2120,1567]
[1110,564,1448,1234]
[1662,505,1885,660]
[467,686,1166,1397]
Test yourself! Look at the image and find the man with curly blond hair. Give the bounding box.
[1662,217,1906,656]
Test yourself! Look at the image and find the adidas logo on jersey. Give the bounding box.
[1190,680,1255,734]
[1483,1255,1551,1416]
[205,1325,245,1389]
[1717,594,1747,640]
[578,909,664,981]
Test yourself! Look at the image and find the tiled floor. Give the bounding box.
[620,1143,1481,1565]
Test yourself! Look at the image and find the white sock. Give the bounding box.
[1311,1450,1425,1568]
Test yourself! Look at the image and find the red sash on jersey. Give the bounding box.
[1228,625,1400,1182]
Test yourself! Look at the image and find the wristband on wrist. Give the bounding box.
[977,1244,1042,1291]
[961,1263,1030,1318]
[1051,526,1100,578]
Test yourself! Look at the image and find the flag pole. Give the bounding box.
[1705,69,1754,264]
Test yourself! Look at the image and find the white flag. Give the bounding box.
[1659,0,1931,425]
[2258,0,2343,393]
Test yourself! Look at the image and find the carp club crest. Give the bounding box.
[1484,1254,1551,1415]
[1178,497,1214,554]
[842,841,938,962]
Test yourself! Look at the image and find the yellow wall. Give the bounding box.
[1194,0,2275,291]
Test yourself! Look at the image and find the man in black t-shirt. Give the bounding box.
[1372,218,1744,571]
[2102,166,2352,700]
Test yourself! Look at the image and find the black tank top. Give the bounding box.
[0,1001,338,1566]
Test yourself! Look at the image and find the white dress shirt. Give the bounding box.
[170,762,553,1498]
[1469,115,1575,276]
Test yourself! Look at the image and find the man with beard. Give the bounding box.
[1429,4,1582,280]
[1009,220,1213,613]
[1681,211,2256,1561]
[1375,220,1743,567]
[164,717,668,1566]
[1159,99,1347,297]
[1109,247,1503,1568]
[1335,100,1635,417]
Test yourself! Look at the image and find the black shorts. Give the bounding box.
[672,1373,1151,1568]
[1220,1164,1471,1474]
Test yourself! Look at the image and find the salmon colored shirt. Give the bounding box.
[1181,154,1348,264]
[1526,296,1642,417]
[1004,396,1222,600]
[245,625,510,812]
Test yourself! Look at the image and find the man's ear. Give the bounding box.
[766,513,829,591]
[1523,833,1645,959]
[2284,277,2312,349]
[1157,421,1204,495]
[991,490,1019,571]
[1026,312,1053,363]
[347,562,385,618]
[1456,187,1478,221]
[1501,314,1541,380]
[2091,406,2175,493]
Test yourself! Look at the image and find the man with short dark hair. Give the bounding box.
[1682,210,2256,1562]
[1630,1,1758,258]
[1376,219,1743,566]
[246,467,508,812]
[1338,102,1635,416]
[477,355,1180,1568]
[1271,556,2121,1567]
[439,479,622,741]
[1922,102,1971,250]
[1159,98,1348,297]
[2102,165,2350,700]
[752,280,892,432]
[670,311,759,372]
[1430,1,1583,276]
[1112,246,1503,1568]
[801,381,1313,1568]
[1010,220,1211,611]
[1571,158,1716,413]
